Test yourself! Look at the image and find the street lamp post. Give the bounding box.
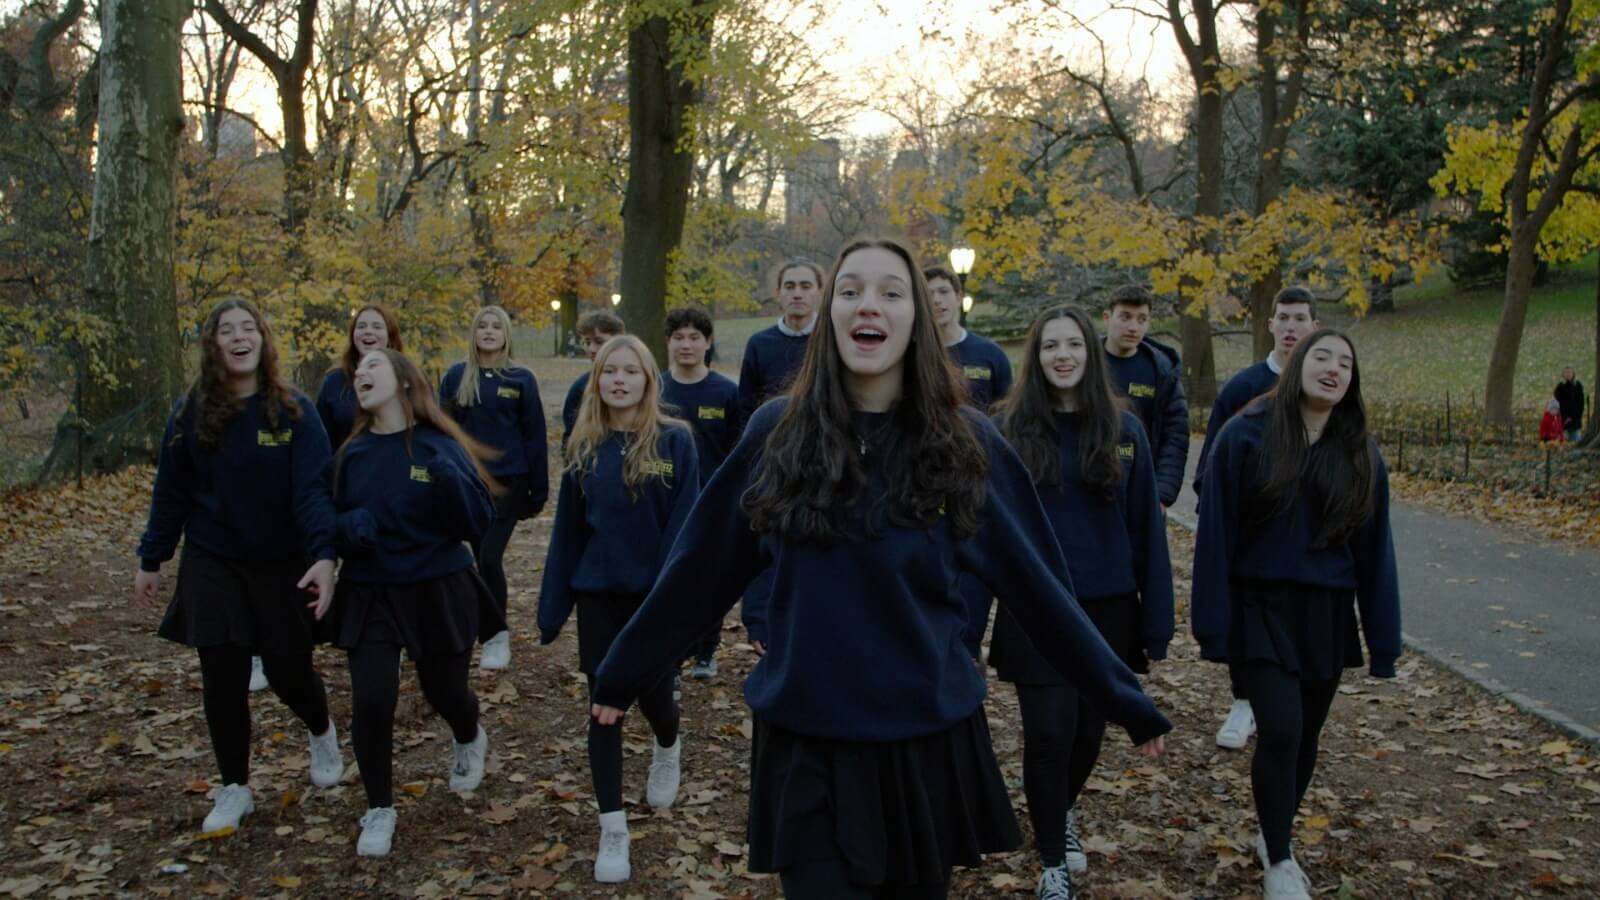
[949,246,975,325]
[551,299,562,356]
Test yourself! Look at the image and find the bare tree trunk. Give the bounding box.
[53,0,185,476]
[1247,0,1309,359]
[1579,252,1600,448]
[619,0,715,364]
[1170,0,1222,408]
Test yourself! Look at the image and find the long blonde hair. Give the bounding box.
[565,335,688,493]
[453,305,522,408]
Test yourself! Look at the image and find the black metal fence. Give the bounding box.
[1366,400,1597,499]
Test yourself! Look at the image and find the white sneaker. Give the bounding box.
[1263,858,1312,900]
[594,810,631,883]
[1216,699,1256,749]
[248,657,268,692]
[449,725,488,793]
[308,721,343,788]
[201,783,254,833]
[1062,806,1087,874]
[689,656,717,680]
[1037,863,1076,899]
[357,807,396,857]
[646,736,682,809]
[479,631,511,670]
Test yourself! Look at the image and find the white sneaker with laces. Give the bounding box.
[248,657,268,692]
[479,631,511,670]
[308,721,343,788]
[357,807,396,857]
[1062,807,1087,874]
[1263,858,1313,900]
[1216,699,1256,750]
[201,783,254,833]
[646,736,682,809]
[449,725,488,792]
[594,810,631,883]
[690,656,717,680]
[1037,863,1075,899]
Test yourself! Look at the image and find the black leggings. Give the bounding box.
[779,858,949,899]
[1241,661,1340,864]
[586,674,679,814]
[1229,662,1249,701]
[689,624,721,662]
[474,514,518,621]
[1014,682,1106,866]
[197,645,331,786]
[348,642,480,808]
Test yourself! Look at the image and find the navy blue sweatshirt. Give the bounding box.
[1194,358,1279,496]
[137,392,337,571]
[439,363,549,513]
[562,373,589,441]
[333,427,494,584]
[1104,338,1188,506]
[315,369,360,450]
[1191,406,1401,677]
[737,324,812,423]
[948,331,1014,410]
[537,425,701,641]
[592,400,1173,745]
[1028,410,1174,658]
[661,370,742,484]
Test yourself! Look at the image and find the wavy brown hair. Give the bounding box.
[334,349,502,496]
[996,305,1125,498]
[1254,329,1375,547]
[338,305,404,378]
[179,297,300,448]
[565,335,689,494]
[742,238,987,543]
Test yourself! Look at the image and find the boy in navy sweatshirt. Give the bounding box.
[562,310,625,440]
[1101,286,1188,507]
[660,306,743,679]
[736,258,822,423]
[1193,285,1319,751]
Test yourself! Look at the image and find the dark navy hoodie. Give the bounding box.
[440,363,549,513]
[592,399,1172,745]
[315,369,360,450]
[137,392,337,571]
[1194,358,1280,497]
[947,331,1014,410]
[1103,337,1188,506]
[1190,405,1401,677]
[737,323,812,423]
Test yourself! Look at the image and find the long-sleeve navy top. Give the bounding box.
[736,325,811,423]
[439,363,549,512]
[593,400,1173,745]
[948,332,1014,410]
[1194,359,1278,496]
[661,370,743,484]
[332,426,493,584]
[1190,406,1401,677]
[562,372,589,441]
[1030,410,1174,658]
[315,369,360,450]
[537,425,701,641]
[137,392,337,571]
[1104,338,1187,506]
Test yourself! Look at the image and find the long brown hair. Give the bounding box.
[339,305,404,378]
[565,335,689,493]
[335,349,502,496]
[180,297,300,448]
[1255,329,1375,547]
[742,238,987,544]
[997,305,1124,497]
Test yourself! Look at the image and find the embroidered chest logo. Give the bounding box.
[257,430,293,447]
[697,406,727,420]
[409,465,432,483]
[1116,442,1136,460]
[496,385,521,399]
[641,460,674,477]
[963,365,992,381]
[1127,383,1156,398]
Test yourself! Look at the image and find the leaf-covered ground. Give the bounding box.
[1,470,1597,899]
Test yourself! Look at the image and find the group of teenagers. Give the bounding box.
[134,237,1399,900]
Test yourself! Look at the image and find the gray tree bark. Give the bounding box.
[1168,0,1222,408]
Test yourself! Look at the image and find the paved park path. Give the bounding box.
[1171,437,1600,742]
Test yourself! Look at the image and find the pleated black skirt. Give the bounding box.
[328,566,504,659]
[157,546,320,655]
[1227,578,1364,682]
[989,592,1146,685]
[748,711,1022,887]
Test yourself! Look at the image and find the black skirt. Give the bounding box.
[748,712,1022,886]
[157,546,321,655]
[575,591,645,676]
[328,567,504,659]
[989,593,1146,685]
[1228,579,1364,681]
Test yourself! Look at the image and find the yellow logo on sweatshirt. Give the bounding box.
[1116,442,1136,460]
[496,385,521,399]
[409,465,432,483]
[641,460,675,477]
[963,365,992,381]
[1127,383,1156,398]
[698,406,726,420]
[257,430,292,447]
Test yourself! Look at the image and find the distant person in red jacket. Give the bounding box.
[1540,399,1567,443]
